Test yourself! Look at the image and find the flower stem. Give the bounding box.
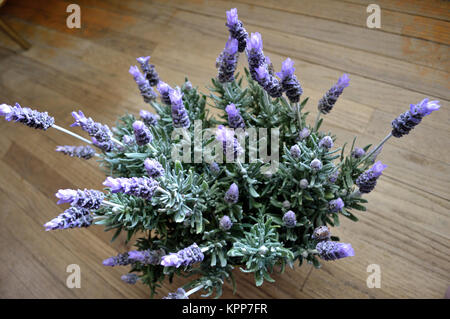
[102,200,124,209]
[185,284,204,297]
[314,111,322,131]
[111,137,124,147]
[52,124,93,145]
[147,143,157,153]
[357,132,392,166]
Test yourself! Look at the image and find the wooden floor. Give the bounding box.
[0,0,448,299]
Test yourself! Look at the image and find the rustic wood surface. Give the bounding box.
[0,0,448,299]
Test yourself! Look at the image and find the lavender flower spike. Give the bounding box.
[103,176,159,201]
[157,81,173,105]
[219,215,233,231]
[44,207,92,231]
[298,127,310,140]
[277,58,303,103]
[226,8,248,53]
[216,38,239,83]
[319,136,334,149]
[225,103,245,129]
[160,243,204,268]
[329,197,344,212]
[312,226,331,241]
[121,273,139,284]
[290,144,301,159]
[102,252,132,267]
[140,110,159,126]
[0,103,54,130]
[318,74,350,114]
[163,288,188,299]
[351,147,365,159]
[310,158,323,171]
[170,88,190,129]
[246,32,265,82]
[316,241,354,261]
[255,65,283,98]
[224,183,239,204]
[132,120,153,146]
[282,210,296,228]
[128,249,165,265]
[56,145,96,160]
[129,65,157,102]
[55,189,105,210]
[391,98,440,138]
[71,110,112,143]
[144,158,165,178]
[356,161,387,193]
[136,56,159,86]
[215,125,243,159]
[92,137,115,152]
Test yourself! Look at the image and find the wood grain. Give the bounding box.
[0,0,448,299]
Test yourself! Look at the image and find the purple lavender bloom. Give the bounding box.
[210,162,220,174]
[328,170,339,183]
[157,81,173,105]
[0,103,54,130]
[132,120,153,146]
[265,56,275,75]
[55,145,96,160]
[44,207,92,231]
[224,183,239,204]
[316,241,354,261]
[310,158,323,171]
[219,215,233,231]
[282,210,296,228]
[128,249,165,265]
[121,273,139,284]
[225,103,245,129]
[160,243,204,268]
[140,110,159,126]
[351,147,365,159]
[300,179,309,189]
[129,65,157,102]
[298,127,310,140]
[170,88,190,129]
[144,158,165,178]
[216,38,239,83]
[226,8,248,53]
[329,198,344,212]
[122,135,134,145]
[356,161,387,193]
[290,144,301,159]
[246,32,266,82]
[392,98,440,138]
[92,137,115,152]
[163,288,188,299]
[71,110,112,143]
[276,58,303,103]
[312,226,331,241]
[55,189,105,210]
[102,252,132,267]
[216,125,243,159]
[255,65,283,98]
[103,176,159,201]
[136,56,159,86]
[318,74,350,114]
[319,136,334,149]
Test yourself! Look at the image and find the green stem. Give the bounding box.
[314,111,322,131]
[52,124,93,145]
[357,132,392,166]
[185,284,204,297]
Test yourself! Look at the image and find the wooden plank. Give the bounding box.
[236,0,450,45]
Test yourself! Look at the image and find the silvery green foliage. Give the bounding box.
[89,69,378,298]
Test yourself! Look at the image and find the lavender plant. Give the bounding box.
[0,9,441,299]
